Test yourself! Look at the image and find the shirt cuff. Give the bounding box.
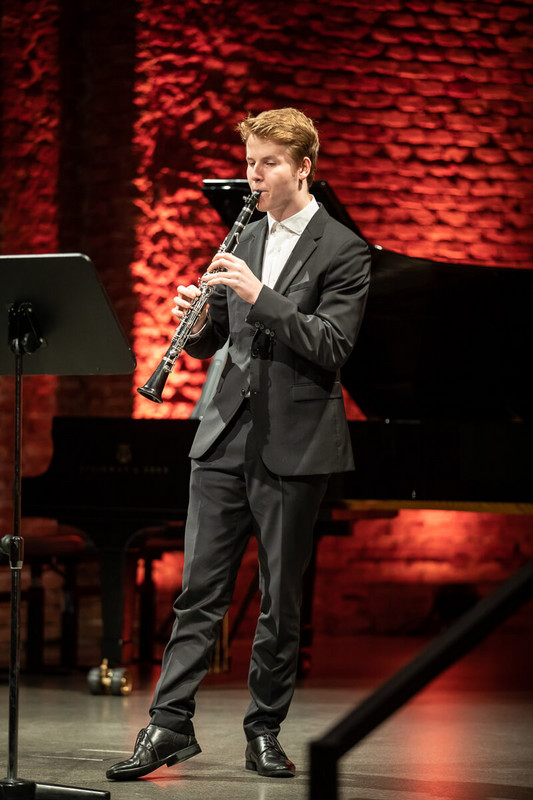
[185,316,210,342]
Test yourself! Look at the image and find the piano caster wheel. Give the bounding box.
[87,658,133,696]
[110,667,133,696]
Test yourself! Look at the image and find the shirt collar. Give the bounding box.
[267,195,319,236]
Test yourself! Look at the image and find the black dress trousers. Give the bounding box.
[149,400,328,740]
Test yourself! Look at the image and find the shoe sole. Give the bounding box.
[245,759,295,778]
[107,743,201,781]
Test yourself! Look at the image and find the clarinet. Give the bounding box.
[137,189,261,403]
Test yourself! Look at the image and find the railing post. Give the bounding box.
[309,740,337,800]
[309,558,533,800]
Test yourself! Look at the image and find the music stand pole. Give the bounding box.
[0,253,135,798]
[1,303,110,800]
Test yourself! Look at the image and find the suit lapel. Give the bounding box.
[238,218,268,279]
[274,205,328,295]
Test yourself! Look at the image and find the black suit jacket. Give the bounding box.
[186,204,371,476]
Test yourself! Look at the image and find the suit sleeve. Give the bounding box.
[246,231,370,372]
[183,285,230,359]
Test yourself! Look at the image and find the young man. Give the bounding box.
[106,107,371,781]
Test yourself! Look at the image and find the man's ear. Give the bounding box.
[299,157,311,180]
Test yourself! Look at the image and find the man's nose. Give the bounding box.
[249,166,262,182]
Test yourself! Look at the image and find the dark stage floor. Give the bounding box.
[1,631,532,800]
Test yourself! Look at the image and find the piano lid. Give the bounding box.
[203,179,533,423]
[202,178,366,239]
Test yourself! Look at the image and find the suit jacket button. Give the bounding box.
[251,348,259,358]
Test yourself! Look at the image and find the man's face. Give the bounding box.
[245,135,309,221]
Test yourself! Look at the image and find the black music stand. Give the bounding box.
[0,253,136,799]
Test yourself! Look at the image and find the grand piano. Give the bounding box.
[21,179,533,674]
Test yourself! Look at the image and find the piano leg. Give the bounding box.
[97,544,137,666]
[60,559,80,670]
[138,553,156,662]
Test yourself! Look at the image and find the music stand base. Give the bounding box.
[0,778,110,799]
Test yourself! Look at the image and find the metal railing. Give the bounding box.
[309,557,533,800]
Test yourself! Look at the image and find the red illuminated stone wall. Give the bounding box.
[55,0,138,420]
[131,0,533,416]
[0,0,60,533]
[1,0,532,648]
[0,0,138,531]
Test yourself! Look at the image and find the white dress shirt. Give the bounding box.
[189,196,319,342]
[261,196,319,289]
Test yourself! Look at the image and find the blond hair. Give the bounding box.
[237,108,320,185]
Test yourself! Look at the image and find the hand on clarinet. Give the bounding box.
[172,285,208,334]
[205,252,263,305]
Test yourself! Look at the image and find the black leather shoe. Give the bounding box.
[245,733,295,778]
[106,723,201,780]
